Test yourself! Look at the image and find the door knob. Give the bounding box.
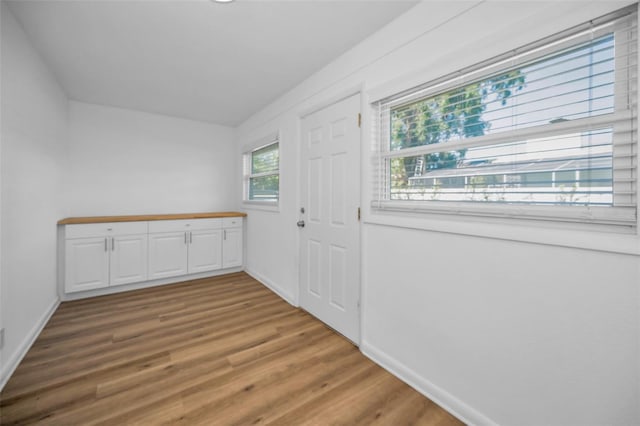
[297,220,305,228]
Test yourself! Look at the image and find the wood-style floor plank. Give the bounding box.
[0,272,463,425]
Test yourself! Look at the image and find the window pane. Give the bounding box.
[390,129,614,206]
[252,143,279,174]
[390,34,615,151]
[249,175,279,201]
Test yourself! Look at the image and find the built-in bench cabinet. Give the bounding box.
[58,213,245,299]
[64,222,149,293]
[222,217,243,269]
[148,218,224,279]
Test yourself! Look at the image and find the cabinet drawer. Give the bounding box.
[222,217,243,228]
[148,218,222,233]
[189,218,223,231]
[66,222,148,239]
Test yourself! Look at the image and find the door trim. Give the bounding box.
[298,84,364,119]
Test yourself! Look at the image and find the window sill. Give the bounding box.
[242,201,280,213]
[365,207,640,256]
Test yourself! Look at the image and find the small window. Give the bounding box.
[243,136,279,203]
[372,6,637,227]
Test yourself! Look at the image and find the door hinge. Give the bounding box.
[357,113,361,128]
[357,207,361,221]
[0,328,5,349]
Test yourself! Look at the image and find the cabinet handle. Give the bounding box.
[184,232,187,244]
[224,229,227,240]
[190,231,192,244]
[104,238,108,252]
[111,237,115,251]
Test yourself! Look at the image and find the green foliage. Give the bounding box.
[250,175,279,200]
[252,143,279,174]
[390,158,408,188]
[490,71,526,105]
[250,142,279,200]
[390,70,525,186]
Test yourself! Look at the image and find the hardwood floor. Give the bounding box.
[0,273,463,425]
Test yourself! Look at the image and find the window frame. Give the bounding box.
[242,132,280,207]
[370,6,637,229]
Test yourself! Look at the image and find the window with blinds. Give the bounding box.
[244,138,279,203]
[372,6,637,227]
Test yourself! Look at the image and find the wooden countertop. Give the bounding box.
[58,212,247,225]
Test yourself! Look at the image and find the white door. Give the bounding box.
[148,232,188,279]
[65,237,110,293]
[299,93,361,343]
[110,235,148,286]
[188,229,222,273]
[222,228,243,269]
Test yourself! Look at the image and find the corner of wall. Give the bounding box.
[360,340,497,426]
[0,298,59,392]
[245,268,297,307]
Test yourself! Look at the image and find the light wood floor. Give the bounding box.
[0,272,463,425]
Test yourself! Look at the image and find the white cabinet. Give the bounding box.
[65,237,110,292]
[223,217,243,269]
[64,222,148,293]
[189,229,223,273]
[148,218,223,279]
[148,232,188,279]
[110,234,148,286]
[61,215,244,297]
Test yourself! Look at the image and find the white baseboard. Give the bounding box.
[245,268,296,306]
[360,340,497,426]
[0,297,60,392]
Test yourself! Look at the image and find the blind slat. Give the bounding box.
[380,112,630,158]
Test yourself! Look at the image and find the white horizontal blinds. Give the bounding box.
[247,137,279,202]
[372,101,390,208]
[372,6,637,226]
[392,129,614,204]
[251,142,279,175]
[613,14,638,210]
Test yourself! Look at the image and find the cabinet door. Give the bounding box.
[110,235,148,286]
[188,229,222,274]
[222,228,243,269]
[65,237,110,293]
[148,232,188,279]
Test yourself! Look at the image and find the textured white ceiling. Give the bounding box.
[6,0,418,126]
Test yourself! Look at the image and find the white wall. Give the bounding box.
[236,1,640,424]
[66,101,237,216]
[0,3,68,387]
[363,226,639,425]
[240,118,300,304]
